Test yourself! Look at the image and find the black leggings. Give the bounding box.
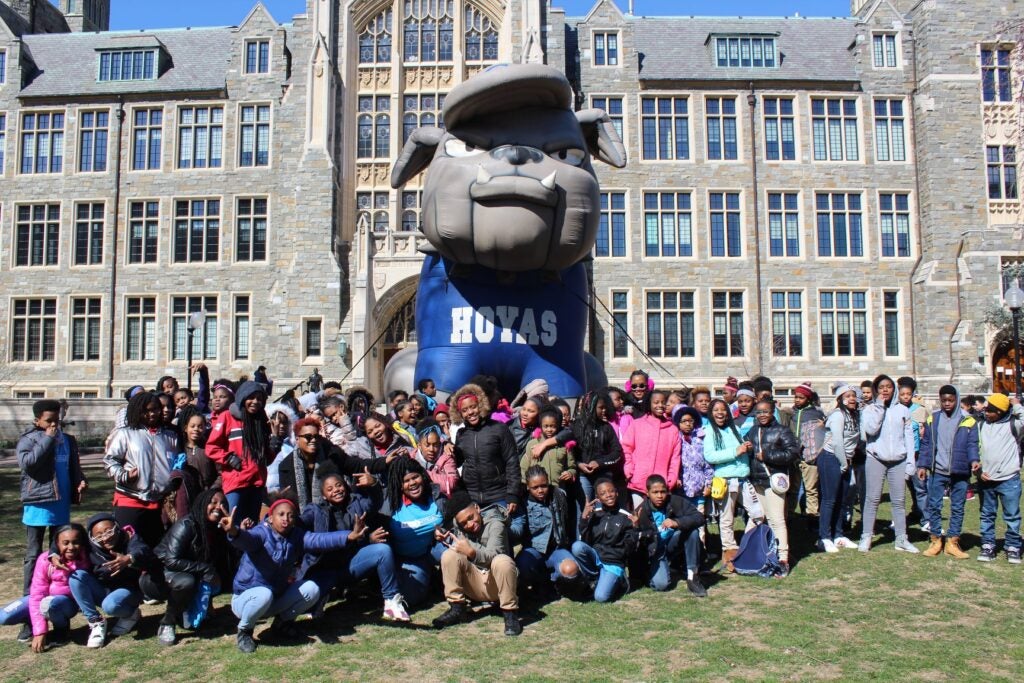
[113,506,166,549]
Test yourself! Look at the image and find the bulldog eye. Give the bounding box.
[444,139,486,158]
[550,148,586,167]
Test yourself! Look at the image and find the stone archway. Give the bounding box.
[371,274,419,386]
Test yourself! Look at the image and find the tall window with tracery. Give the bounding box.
[465,5,498,62]
[403,1,455,63]
[359,9,393,64]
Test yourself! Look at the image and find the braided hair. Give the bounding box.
[573,391,612,461]
[126,391,160,429]
[188,487,224,564]
[706,398,743,450]
[176,405,206,450]
[241,403,270,467]
[385,456,429,511]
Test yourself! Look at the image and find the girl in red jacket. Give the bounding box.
[206,381,272,525]
[621,390,681,509]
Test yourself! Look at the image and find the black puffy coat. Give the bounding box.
[745,420,801,487]
[155,516,232,584]
[454,418,521,507]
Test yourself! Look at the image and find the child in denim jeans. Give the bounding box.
[976,393,1023,563]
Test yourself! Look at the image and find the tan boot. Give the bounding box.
[945,536,969,559]
[922,535,943,556]
[723,549,737,573]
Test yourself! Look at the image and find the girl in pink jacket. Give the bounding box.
[0,524,89,652]
[621,390,681,508]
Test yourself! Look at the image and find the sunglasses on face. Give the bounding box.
[297,433,319,442]
[631,384,647,389]
[91,527,117,543]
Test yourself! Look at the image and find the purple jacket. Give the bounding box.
[679,429,714,499]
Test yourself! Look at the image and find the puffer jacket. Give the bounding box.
[454,418,521,507]
[918,411,979,476]
[155,516,233,585]
[103,427,177,502]
[298,490,383,579]
[745,420,801,487]
[635,494,704,559]
[861,400,915,465]
[621,414,681,493]
[17,428,86,505]
[580,506,639,568]
[84,517,160,591]
[230,521,349,596]
[205,404,269,493]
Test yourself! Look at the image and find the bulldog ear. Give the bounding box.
[576,108,627,169]
[390,127,446,188]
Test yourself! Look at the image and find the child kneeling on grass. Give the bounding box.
[224,497,352,653]
[572,479,640,603]
[634,475,706,597]
[0,524,88,652]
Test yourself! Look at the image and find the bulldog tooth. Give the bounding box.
[540,171,557,190]
[477,165,492,184]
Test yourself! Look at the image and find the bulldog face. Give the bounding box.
[392,105,625,273]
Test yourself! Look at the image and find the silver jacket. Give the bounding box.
[103,427,178,502]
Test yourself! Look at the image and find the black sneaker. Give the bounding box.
[686,577,708,598]
[236,628,257,654]
[48,627,70,645]
[431,602,468,629]
[502,610,522,637]
[17,623,32,643]
[1008,547,1022,565]
[978,544,997,562]
[775,562,790,578]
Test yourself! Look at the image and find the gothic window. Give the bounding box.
[403,1,455,64]
[359,9,393,64]
[385,297,417,345]
[465,4,498,62]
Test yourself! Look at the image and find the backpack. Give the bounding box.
[799,419,827,465]
[732,522,784,578]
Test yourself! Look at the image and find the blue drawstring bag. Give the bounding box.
[732,523,784,578]
[182,581,220,629]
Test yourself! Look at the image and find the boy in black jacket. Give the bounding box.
[635,475,707,597]
[571,479,639,603]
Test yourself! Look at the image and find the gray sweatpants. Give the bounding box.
[862,456,907,539]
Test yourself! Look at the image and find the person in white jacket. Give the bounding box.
[858,375,919,553]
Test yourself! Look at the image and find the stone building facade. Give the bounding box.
[0,0,1021,399]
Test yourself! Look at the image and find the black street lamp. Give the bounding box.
[185,310,206,393]
[1005,283,1024,399]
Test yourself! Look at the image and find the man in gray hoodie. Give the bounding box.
[977,393,1023,563]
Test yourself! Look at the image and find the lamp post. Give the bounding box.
[186,310,206,393]
[1005,283,1024,399]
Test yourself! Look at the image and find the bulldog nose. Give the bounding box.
[491,145,541,165]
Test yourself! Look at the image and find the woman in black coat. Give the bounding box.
[744,399,800,575]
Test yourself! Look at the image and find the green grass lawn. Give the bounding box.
[0,467,1022,682]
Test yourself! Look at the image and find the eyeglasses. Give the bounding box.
[631,384,647,389]
[91,527,117,543]
[297,433,319,442]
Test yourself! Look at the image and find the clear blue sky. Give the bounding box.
[108,0,852,30]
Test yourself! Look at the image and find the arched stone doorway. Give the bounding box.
[382,294,416,370]
[370,275,419,391]
[992,338,1019,394]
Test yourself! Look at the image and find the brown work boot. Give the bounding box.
[922,535,943,557]
[723,549,737,573]
[944,536,969,559]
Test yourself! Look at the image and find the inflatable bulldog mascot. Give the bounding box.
[390,63,626,398]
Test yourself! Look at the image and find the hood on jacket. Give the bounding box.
[266,401,298,424]
[230,381,267,421]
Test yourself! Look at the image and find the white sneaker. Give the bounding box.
[87,619,107,648]
[920,521,932,534]
[818,539,839,553]
[110,608,141,636]
[894,536,920,554]
[858,536,872,553]
[382,594,410,622]
[833,536,855,549]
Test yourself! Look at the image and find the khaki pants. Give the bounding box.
[798,460,819,516]
[718,483,757,551]
[441,550,519,610]
[754,485,789,562]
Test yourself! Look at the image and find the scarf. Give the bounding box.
[292,449,326,508]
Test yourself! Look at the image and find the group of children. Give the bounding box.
[3,367,1022,650]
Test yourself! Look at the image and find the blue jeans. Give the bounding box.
[515,547,578,587]
[926,472,970,537]
[979,477,1022,550]
[909,468,928,518]
[648,528,701,591]
[308,544,400,601]
[395,543,445,607]
[817,452,852,541]
[571,541,627,603]
[0,594,78,630]
[226,487,265,526]
[231,580,320,630]
[68,571,141,621]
